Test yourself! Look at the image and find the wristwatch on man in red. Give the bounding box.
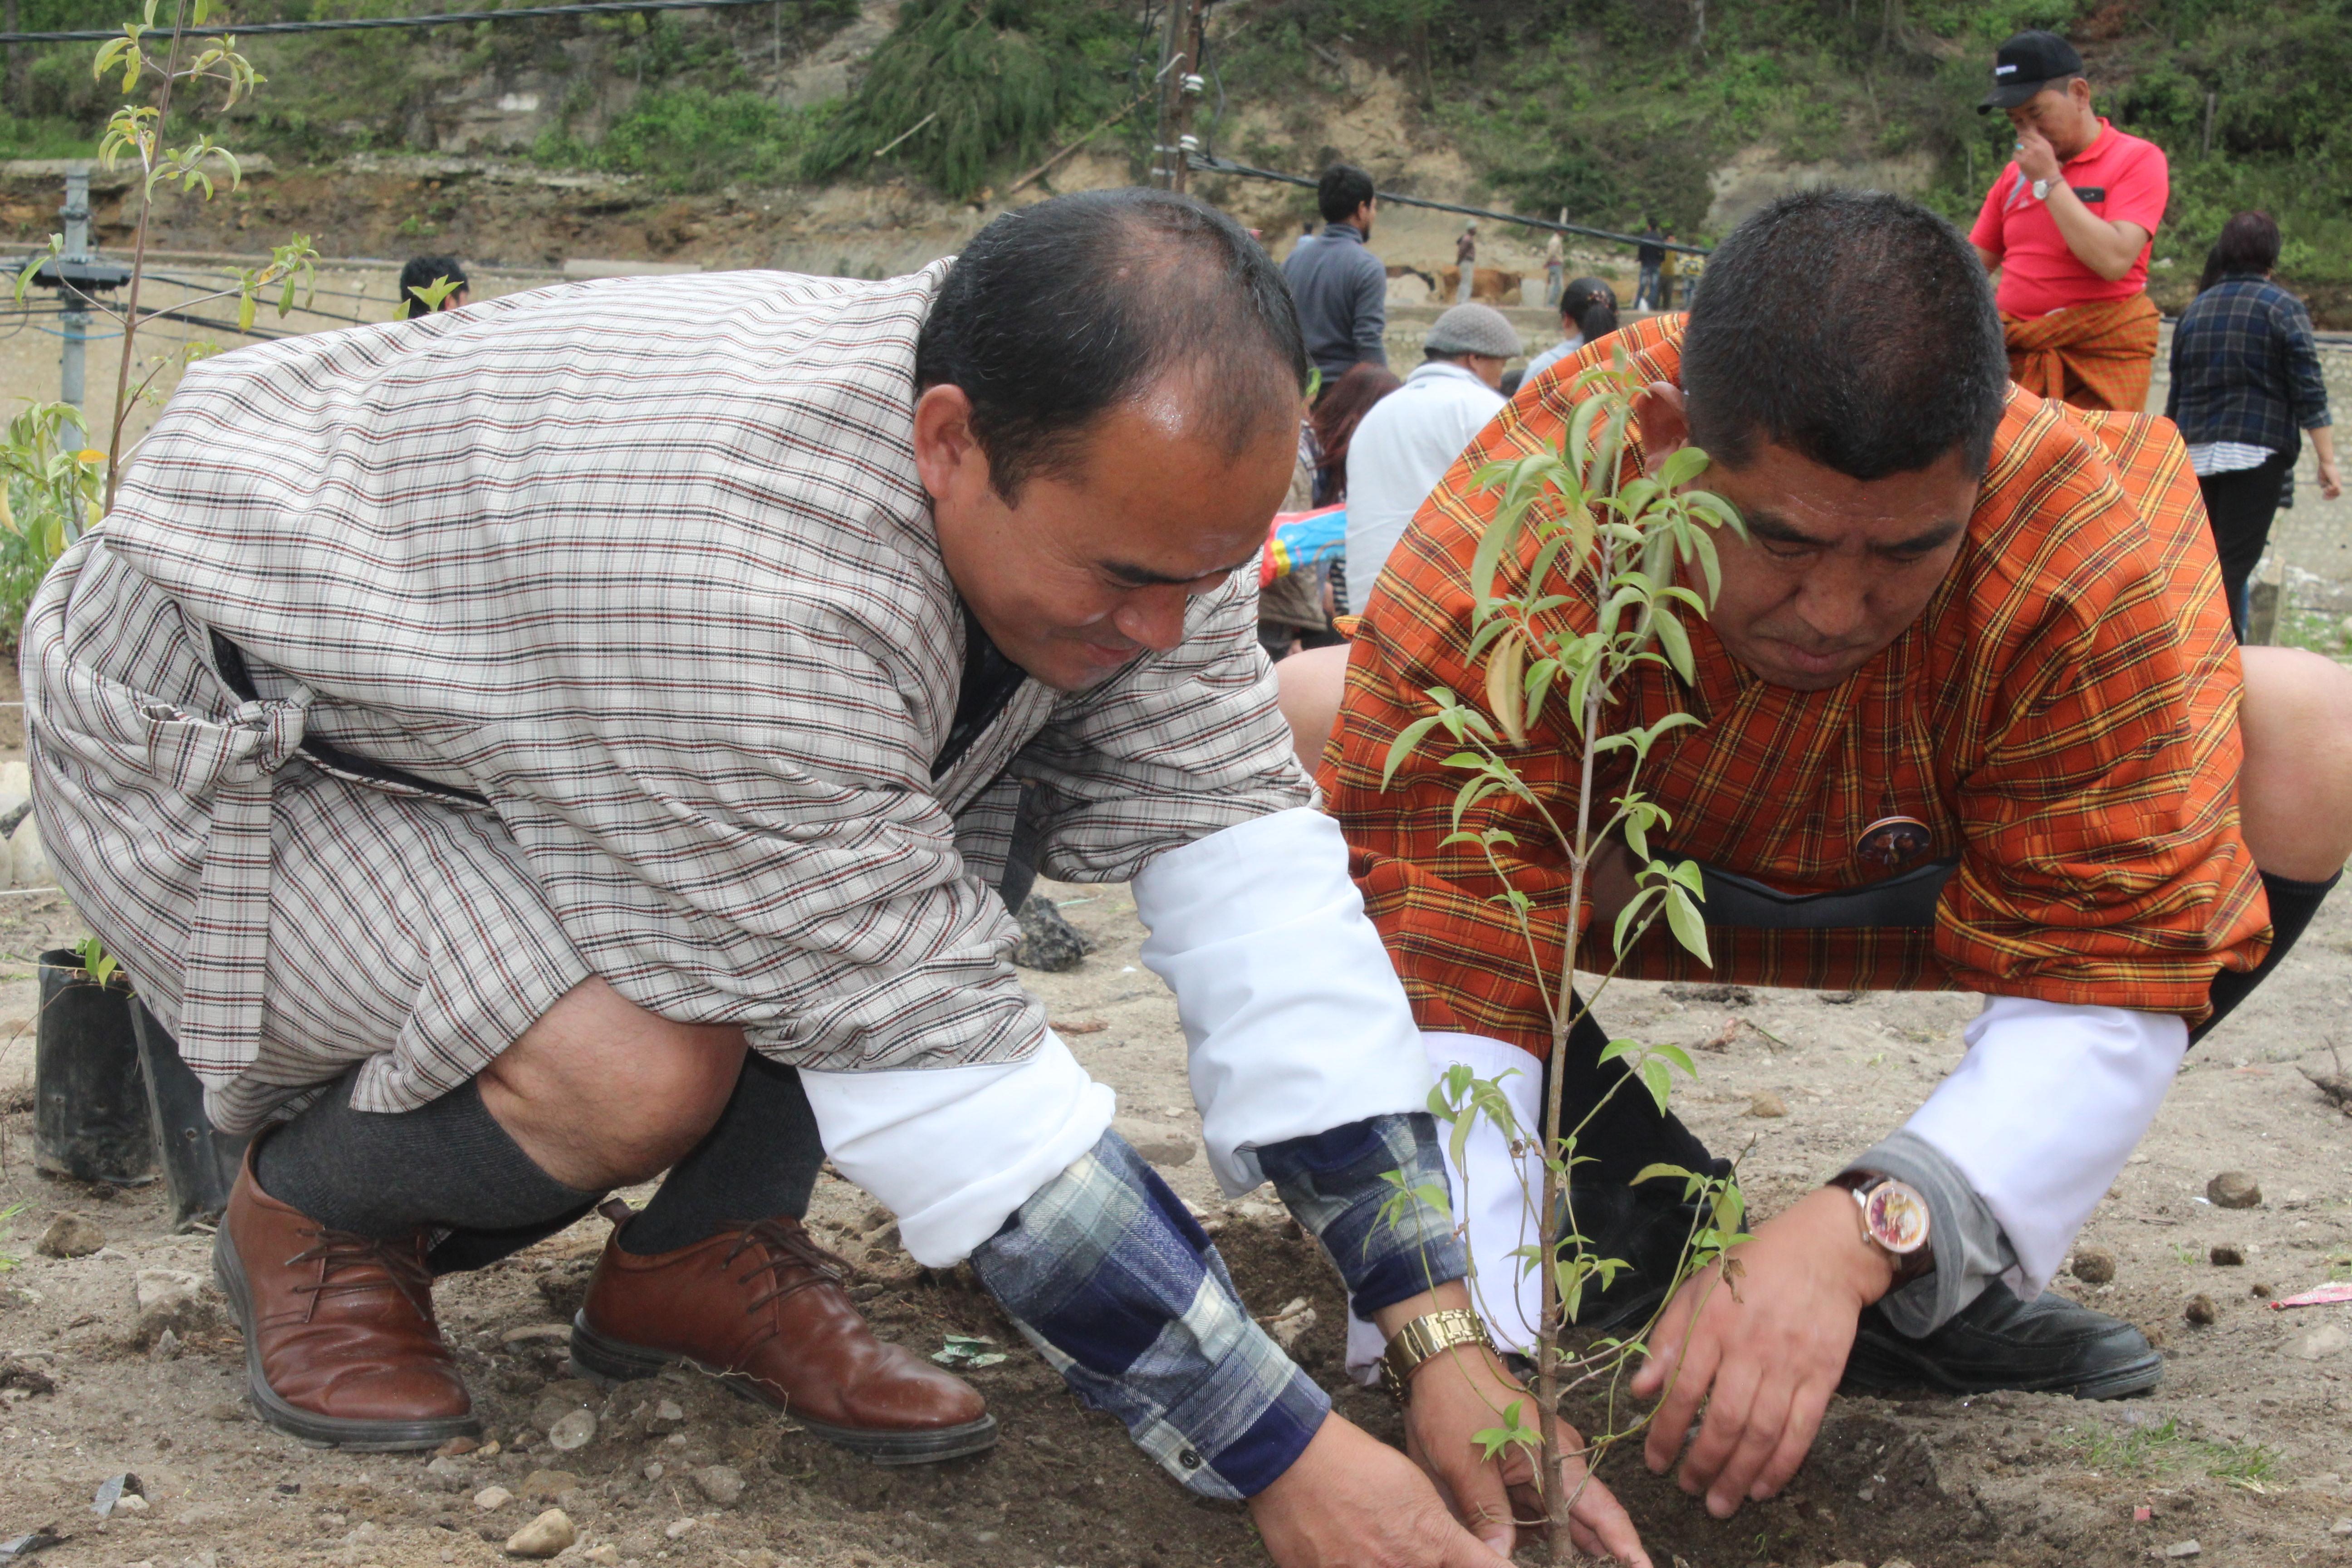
[1829,1170,1935,1287]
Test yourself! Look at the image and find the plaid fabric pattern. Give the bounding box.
[2165,274,2334,461]
[2001,292,2161,413]
[1323,313,2269,1062]
[969,1130,1331,1500]
[1258,1112,1465,1318]
[24,266,1308,1127]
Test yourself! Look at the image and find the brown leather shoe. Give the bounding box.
[570,1203,997,1464]
[213,1144,478,1450]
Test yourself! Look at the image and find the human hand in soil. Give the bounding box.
[1400,1336,1653,1566]
[1629,1185,1895,1518]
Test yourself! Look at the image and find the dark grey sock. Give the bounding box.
[2195,867,2341,1043]
[619,1052,826,1256]
[255,1068,598,1245]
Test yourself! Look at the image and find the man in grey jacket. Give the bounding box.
[1282,163,1387,390]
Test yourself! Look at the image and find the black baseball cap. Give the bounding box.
[1978,30,2085,113]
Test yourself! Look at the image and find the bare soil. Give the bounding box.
[1,853,2350,1568]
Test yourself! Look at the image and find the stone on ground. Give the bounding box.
[2206,1171,2261,1209]
[1013,894,1094,971]
[2069,1247,2116,1285]
[504,1508,575,1558]
[2183,1294,2218,1326]
[35,1214,105,1258]
[694,1465,745,1506]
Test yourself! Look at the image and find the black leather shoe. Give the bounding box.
[1843,1282,2162,1400]
[1558,1180,1713,1338]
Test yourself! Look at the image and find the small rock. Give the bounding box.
[546,1408,596,1452]
[1259,1296,1317,1351]
[114,1492,149,1514]
[2250,1282,2272,1298]
[1744,1092,1788,1118]
[35,1214,105,1259]
[2183,1294,2218,1326]
[642,1462,665,1481]
[2330,1517,2352,1536]
[520,1470,580,1501]
[642,1398,685,1436]
[132,1269,214,1347]
[1013,893,1094,972]
[1132,1134,1197,1169]
[425,1456,468,1481]
[2163,1541,2201,1559]
[2206,1171,2260,1210]
[664,1518,697,1541]
[474,1485,514,1512]
[205,1402,242,1421]
[694,1465,745,1507]
[2295,1323,2349,1361]
[503,1508,575,1559]
[434,1435,480,1457]
[585,1548,621,1567]
[152,1327,183,1359]
[2208,1243,2244,1267]
[11,813,48,889]
[2071,1247,2117,1285]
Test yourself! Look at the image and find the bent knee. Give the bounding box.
[1275,642,1353,776]
[2236,646,2352,880]
[485,979,745,1173]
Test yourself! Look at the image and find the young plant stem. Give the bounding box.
[103,0,189,514]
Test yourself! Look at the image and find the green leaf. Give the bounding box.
[1629,1162,1690,1187]
[1658,444,1709,490]
[1378,714,1443,791]
[1468,507,1524,612]
[1640,1056,1673,1113]
[1662,880,1712,965]
[1653,609,1695,684]
[236,292,255,333]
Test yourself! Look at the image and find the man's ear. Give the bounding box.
[912,383,989,507]
[1632,380,1691,464]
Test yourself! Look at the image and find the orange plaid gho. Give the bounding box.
[1321,313,2269,1064]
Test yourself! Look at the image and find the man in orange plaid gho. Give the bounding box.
[1280,191,2352,1524]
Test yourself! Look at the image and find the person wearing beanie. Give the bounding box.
[1340,303,1516,609]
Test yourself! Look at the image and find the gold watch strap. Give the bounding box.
[1378,1308,1496,1402]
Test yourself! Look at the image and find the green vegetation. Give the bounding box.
[2061,1416,2288,1485]
[4,0,2348,297]
[804,0,1149,199]
[534,88,838,193]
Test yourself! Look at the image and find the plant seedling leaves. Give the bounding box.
[1663,880,1712,965]
[1484,634,1527,745]
[930,1334,1006,1370]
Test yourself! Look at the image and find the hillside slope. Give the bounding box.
[2,0,2348,315]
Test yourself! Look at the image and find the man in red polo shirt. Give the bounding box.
[1970,30,2169,412]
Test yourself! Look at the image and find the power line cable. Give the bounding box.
[3,0,796,46]
[1186,152,1714,258]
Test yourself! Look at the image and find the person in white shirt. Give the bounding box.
[1341,304,1514,612]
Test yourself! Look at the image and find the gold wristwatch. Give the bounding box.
[1378,1308,1498,1402]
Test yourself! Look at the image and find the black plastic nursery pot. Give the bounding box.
[128,999,250,1230]
[33,947,156,1186]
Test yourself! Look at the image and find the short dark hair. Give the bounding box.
[916,188,1309,501]
[1317,164,1376,225]
[397,255,468,319]
[1681,190,2007,480]
[2199,210,2280,293]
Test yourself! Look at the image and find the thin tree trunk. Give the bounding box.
[104,0,190,513]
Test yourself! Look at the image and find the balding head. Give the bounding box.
[916,188,1309,502]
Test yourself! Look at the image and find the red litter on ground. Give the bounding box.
[2267,1282,2352,1310]
[2135,1506,2153,1523]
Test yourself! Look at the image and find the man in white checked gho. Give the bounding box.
[25,189,1658,1566]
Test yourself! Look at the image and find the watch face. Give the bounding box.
[1864,1182,1930,1255]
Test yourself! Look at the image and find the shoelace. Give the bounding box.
[724,1216,854,1318]
[285,1227,436,1323]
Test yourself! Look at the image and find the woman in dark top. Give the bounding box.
[2165,211,2342,638]
[1258,364,1403,661]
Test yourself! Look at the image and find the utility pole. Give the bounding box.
[1150,0,1208,191]
[58,170,94,411]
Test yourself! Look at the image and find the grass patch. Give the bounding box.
[2276,603,2352,663]
[534,88,840,193]
[2060,1417,2289,1485]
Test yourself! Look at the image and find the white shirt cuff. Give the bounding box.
[1345,1030,1545,1383]
[1132,808,1435,1195]
[1902,995,2187,1298]
[799,1033,1115,1267]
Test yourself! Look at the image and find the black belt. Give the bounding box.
[209,631,491,809]
[1686,856,1957,930]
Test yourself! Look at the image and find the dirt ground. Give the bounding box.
[2,823,2352,1568]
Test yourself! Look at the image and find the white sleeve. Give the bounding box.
[799,1034,1115,1267]
[1343,1030,1547,1384]
[1901,995,2187,1298]
[1132,807,1436,1195]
